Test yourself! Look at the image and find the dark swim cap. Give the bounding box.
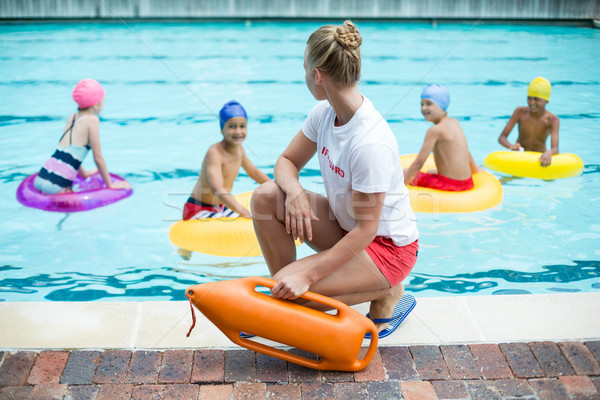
[219,100,247,129]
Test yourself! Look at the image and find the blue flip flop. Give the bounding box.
[240,332,255,339]
[364,294,416,339]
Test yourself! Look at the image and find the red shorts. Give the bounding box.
[365,238,419,287]
[411,172,474,191]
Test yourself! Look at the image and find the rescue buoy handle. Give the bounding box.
[250,276,348,317]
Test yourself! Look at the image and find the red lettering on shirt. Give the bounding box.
[321,146,345,178]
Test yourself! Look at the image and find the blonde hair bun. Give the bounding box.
[306,20,362,87]
[334,21,362,50]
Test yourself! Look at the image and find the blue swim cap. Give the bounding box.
[219,100,247,130]
[421,84,450,111]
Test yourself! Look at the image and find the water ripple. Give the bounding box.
[2,111,598,128]
[405,260,600,295]
[0,79,597,87]
[1,261,598,301]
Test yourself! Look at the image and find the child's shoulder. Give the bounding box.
[76,112,100,125]
[206,141,245,156]
[426,121,445,138]
[515,106,529,114]
[545,109,558,119]
[206,142,223,154]
[510,106,529,119]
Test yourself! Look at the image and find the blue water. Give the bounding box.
[1,21,599,302]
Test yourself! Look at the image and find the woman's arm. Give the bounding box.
[271,190,385,299]
[274,130,318,242]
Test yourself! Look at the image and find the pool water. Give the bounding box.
[1,21,599,301]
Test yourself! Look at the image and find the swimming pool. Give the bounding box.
[1,21,599,301]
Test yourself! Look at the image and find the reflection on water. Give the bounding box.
[406,260,600,295]
[1,260,598,302]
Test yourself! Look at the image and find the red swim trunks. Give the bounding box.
[365,238,419,287]
[182,197,239,220]
[411,172,474,191]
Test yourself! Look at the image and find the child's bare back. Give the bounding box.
[404,84,479,192]
[430,116,473,181]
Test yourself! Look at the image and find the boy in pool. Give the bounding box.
[182,100,270,221]
[497,77,559,166]
[403,84,481,191]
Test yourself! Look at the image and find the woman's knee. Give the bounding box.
[251,181,281,216]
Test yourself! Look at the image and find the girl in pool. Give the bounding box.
[33,79,131,194]
[252,21,419,336]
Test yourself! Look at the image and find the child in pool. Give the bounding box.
[497,77,559,166]
[403,84,481,191]
[182,100,270,221]
[34,79,131,194]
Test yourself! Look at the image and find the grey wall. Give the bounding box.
[1,0,599,20]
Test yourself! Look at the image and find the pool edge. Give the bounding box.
[1,292,599,350]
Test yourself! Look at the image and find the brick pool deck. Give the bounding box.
[1,341,600,399]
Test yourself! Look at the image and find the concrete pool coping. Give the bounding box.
[1,292,599,350]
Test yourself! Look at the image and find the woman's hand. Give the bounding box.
[284,190,318,243]
[271,271,312,300]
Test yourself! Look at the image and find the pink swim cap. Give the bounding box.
[72,79,105,109]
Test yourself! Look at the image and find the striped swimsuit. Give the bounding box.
[182,197,239,220]
[34,115,90,194]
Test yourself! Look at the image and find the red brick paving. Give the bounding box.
[0,341,598,399]
[469,343,513,380]
[26,350,69,385]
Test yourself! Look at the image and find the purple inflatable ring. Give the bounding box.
[16,172,132,212]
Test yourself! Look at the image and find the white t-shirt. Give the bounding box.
[302,97,418,246]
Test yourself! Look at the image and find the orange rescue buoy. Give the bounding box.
[186,276,379,371]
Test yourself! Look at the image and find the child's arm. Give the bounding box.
[468,152,483,174]
[403,127,439,185]
[539,115,560,166]
[88,118,130,190]
[498,108,524,151]
[204,148,251,218]
[241,154,271,184]
[78,165,97,178]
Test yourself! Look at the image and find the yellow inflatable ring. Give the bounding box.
[483,151,583,180]
[169,192,262,257]
[169,191,300,257]
[400,154,503,213]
